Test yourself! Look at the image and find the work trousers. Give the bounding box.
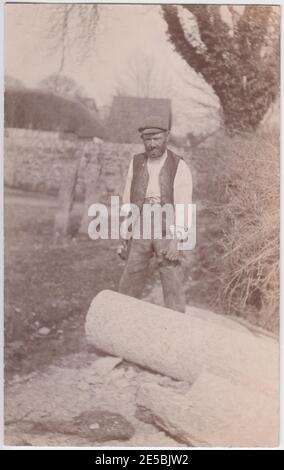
[118,237,186,313]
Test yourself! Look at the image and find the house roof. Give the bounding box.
[107,96,171,143]
[4,88,104,138]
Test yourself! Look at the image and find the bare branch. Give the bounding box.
[115,53,172,99]
[45,4,99,73]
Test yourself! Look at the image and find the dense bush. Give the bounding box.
[191,130,279,332]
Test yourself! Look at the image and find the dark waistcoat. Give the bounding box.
[130,149,182,210]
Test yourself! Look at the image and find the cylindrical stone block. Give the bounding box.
[85,290,279,395]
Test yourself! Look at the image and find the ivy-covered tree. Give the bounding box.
[162,5,280,132]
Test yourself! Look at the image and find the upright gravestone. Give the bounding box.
[53,132,80,240]
[78,145,102,235]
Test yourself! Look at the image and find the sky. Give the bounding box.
[4,3,221,135]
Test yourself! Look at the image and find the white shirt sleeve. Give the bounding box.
[122,157,133,205]
[173,159,193,227]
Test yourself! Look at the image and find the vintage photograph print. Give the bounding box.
[4,3,280,447]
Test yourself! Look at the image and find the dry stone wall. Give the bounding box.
[4,128,143,202]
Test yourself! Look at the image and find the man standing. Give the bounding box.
[118,115,192,313]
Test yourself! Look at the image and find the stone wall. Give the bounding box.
[4,128,143,202]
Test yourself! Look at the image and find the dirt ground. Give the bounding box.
[5,189,120,376]
[4,188,213,379]
[4,188,278,447]
[3,188,221,446]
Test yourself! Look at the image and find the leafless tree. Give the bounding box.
[38,74,84,97]
[38,74,98,112]
[5,75,25,90]
[115,53,172,99]
[46,4,99,72]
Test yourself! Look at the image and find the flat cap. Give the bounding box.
[138,115,169,135]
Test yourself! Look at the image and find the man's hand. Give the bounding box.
[160,238,180,262]
[117,240,129,260]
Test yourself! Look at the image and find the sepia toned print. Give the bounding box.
[4,3,280,447]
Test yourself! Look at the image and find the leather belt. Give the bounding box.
[143,196,161,205]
